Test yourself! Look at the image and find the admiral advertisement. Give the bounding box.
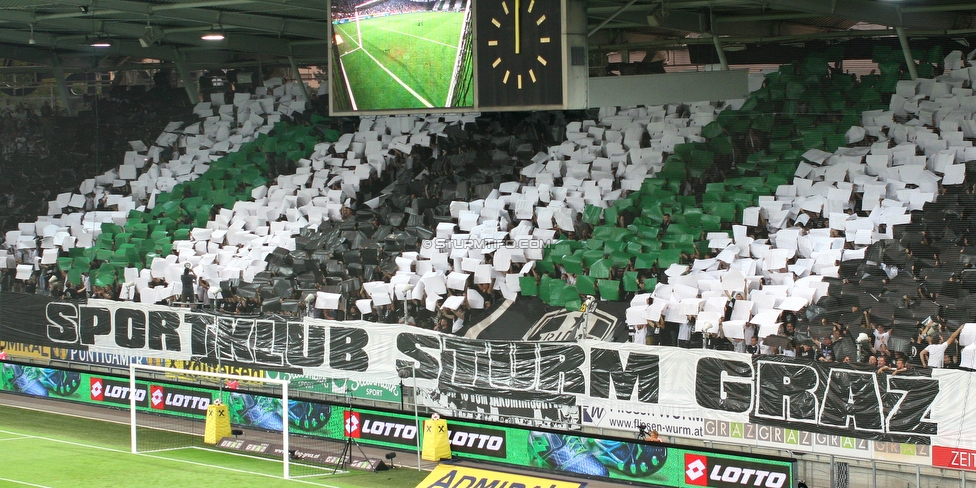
[418,465,586,488]
[2,294,974,453]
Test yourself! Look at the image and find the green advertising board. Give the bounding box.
[263,371,401,403]
[297,406,795,488]
[0,363,217,420]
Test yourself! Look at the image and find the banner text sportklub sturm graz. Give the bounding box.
[1,294,969,452]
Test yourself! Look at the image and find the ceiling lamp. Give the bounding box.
[28,24,35,45]
[201,26,225,41]
[89,36,112,48]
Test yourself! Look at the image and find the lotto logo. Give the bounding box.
[685,454,708,486]
[90,378,103,401]
[344,411,361,438]
[150,386,165,410]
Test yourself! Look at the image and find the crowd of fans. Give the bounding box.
[1,58,974,376]
[0,76,192,233]
[331,0,437,21]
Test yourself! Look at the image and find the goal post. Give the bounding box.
[128,364,292,479]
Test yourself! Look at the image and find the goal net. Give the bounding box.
[128,364,345,481]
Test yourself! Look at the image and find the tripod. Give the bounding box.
[333,435,374,474]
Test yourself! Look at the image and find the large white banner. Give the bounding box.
[0,296,966,453]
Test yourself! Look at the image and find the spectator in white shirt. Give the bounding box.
[633,322,648,345]
[922,325,965,369]
[873,324,890,356]
[678,316,694,348]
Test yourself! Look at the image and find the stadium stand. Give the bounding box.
[4,54,976,373]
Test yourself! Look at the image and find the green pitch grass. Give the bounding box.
[0,405,429,488]
[334,11,472,111]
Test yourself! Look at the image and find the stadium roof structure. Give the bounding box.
[587,0,976,67]
[0,0,972,73]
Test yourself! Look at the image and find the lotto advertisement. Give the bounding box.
[334,407,795,487]
[228,392,795,487]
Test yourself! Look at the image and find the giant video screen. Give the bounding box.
[329,0,475,113]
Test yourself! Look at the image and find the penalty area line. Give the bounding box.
[0,429,127,453]
[338,57,359,111]
[0,434,33,442]
[137,452,344,487]
[339,47,361,57]
[359,47,433,108]
[0,477,52,488]
[374,27,456,48]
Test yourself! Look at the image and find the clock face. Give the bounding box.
[476,0,564,108]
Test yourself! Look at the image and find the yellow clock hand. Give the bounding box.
[514,0,520,54]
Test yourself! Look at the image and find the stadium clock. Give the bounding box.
[477,0,564,108]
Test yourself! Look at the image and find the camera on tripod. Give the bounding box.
[636,422,649,439]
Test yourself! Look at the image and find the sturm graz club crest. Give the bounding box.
[524,306,619,341]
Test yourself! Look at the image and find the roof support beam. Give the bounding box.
[25,16,294,58]
[288,55,309,102]
[648,10,708,33]
[49,0,333,40]
[50,54,76,117]
[590,25,976,52]
[711,34,728,70]
[762,0,960,31]
[896,27,918,81]
[175,50,201,104]
[586,0,742,15]
[588,0,643,37]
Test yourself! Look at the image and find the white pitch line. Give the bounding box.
[334,28,361,110]
[374,27,456,48]
[337,19,433,108]
[0,429,128,453]
[337,26,361,48]
[0,429,341,487]
[339,46,361,57]
[338,57,360,111]
[0,435,33,441]
[137,452,344,487]
[0,477,52,488]
[359,47,434,108]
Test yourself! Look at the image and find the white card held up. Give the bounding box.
[371,286,393,306]
[697,312,722,333]
[15,264,32,280]
[742,207,760,227]
[959,323,976,347]
[442,295,465,310]
[627,305,649,325]
[466,289,485,309]
[777,296,809,312]
[315,292,342,310]
[446,272,471,290]
[722,320,746,340]
[943,163,966,185]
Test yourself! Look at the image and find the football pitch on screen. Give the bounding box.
[334,12,472,110]
[0,405,428,488]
